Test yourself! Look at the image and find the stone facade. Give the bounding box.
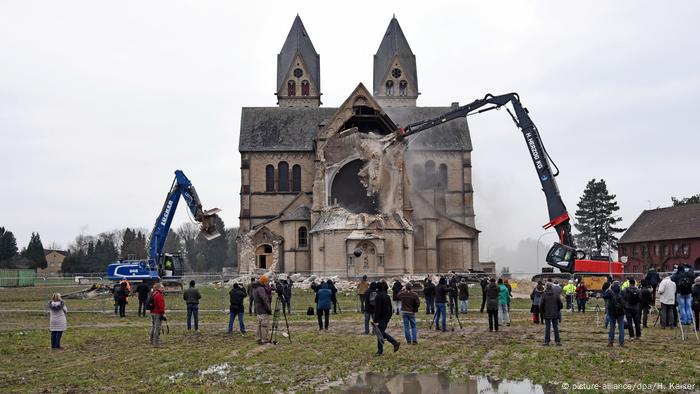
[237,16,481,277]
[36,250,67,277]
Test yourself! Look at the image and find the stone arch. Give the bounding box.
[330,159,378,214]
[255,244,273,270]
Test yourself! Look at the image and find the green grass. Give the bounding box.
[1,286,699,393]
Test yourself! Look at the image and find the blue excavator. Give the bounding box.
[106,170,221,291]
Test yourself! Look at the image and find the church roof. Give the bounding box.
[277,15,320,93]
[619,204,700,243]
[239,106,471,152]
[239,107,337,152]
[385,106,472,151]
[373,17,417,96]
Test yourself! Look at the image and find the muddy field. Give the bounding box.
[1,285,699,393]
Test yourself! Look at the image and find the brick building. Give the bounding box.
[618,204,700,273]
[36,249,68,277]
[237,16,481,276]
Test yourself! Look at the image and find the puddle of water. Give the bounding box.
[339,373,555,394]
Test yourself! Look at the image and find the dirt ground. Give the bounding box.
[1,286,699,393]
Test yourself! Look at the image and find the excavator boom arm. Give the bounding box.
[394,93,576,272]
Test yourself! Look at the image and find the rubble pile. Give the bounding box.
[62,283,112,299]
[213,273,432,292]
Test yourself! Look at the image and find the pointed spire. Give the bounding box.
[373,16,418,103]
[277,15,320,94]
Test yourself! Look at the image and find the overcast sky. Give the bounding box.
[2,1,698,270]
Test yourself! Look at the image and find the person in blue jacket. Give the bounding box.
[315,282,332,330]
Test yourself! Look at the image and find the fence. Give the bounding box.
[0,269,36,287]
[0,273,237,314]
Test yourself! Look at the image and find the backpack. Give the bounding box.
[145,292,155,311]
[306,306,314,316]
[626,287,640,306]
[678,276,693,295]
[609,293,625,317]
[368,291,378,307]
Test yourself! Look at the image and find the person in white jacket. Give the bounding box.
[48,293,68,349]
[657,275,676,328]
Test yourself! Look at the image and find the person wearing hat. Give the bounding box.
[563,280,576,311]
[357,275,369,313]
[252,275,272,344]
[183,280,202,332]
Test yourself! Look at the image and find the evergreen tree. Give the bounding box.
[22,232,47,269]
[61,250,88,274]
[0,227,19,262]
[120,228,136,259]
[91,234,119,272]
[574,179,626,256]
[671,194,700,206]
[135,231,147,259]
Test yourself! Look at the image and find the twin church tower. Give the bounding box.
[276,15,418,108]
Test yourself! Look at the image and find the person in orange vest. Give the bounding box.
[121,280,132,293]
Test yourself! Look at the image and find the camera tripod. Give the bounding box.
[677,305,699,342]
[269,295,291,345]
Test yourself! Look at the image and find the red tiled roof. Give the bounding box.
[619,204,700,243]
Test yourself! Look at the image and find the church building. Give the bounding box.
[237,16,482,277]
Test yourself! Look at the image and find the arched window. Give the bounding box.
[292,164,301,192]
[287,80,296,96]
[425,160,436,188]
[385,80,394,96]
[298,227,308,248]
[265,165,275,192]
[278,161,289,192]
[438,164,448,189]
[301,80,310,96]
[399,80,407,96]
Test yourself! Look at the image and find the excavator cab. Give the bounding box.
[545,242,576,273]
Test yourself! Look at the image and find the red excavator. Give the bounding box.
[382,93,624,282]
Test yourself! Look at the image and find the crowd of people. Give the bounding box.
[47,264,700,353]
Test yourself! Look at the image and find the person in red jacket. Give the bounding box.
[149,283,166,346]
[575,281,589,313]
